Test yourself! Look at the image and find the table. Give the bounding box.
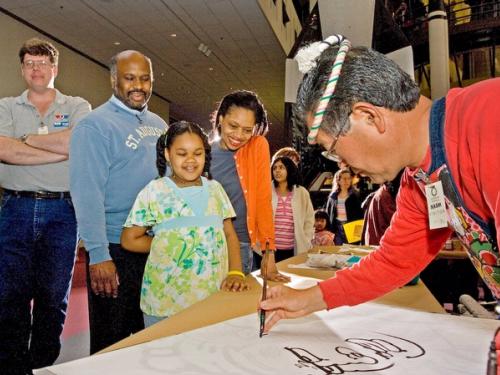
[437,249,469,260]
[102,252,445,353]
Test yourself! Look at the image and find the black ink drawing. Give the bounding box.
[285,332,426,374]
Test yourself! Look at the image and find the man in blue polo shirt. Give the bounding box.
[0,38,91,374]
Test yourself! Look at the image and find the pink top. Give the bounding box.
[274,191,295,249]
[336,197,347,222]
[312,230,335,246]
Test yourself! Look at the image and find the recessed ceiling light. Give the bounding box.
[170,33,177,37]
[113,41,120,45]
[198,43,212,57]
[208,67,214,71]
[160,72,165,77]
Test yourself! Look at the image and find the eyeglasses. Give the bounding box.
[22,60,53,70]
[321,126,344,162]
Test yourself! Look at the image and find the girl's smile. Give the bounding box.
[166,132,205,187]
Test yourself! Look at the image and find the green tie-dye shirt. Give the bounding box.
[124,176,235,317]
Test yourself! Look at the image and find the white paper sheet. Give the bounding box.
[38,301,499,375]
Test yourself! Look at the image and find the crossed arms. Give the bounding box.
[0,132,69,165]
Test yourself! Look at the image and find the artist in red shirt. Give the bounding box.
[260,35,500,331]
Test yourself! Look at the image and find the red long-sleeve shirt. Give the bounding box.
[320,78,500,308]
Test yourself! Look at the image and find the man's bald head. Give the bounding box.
[109,50,153,80]
[109,50,154,110]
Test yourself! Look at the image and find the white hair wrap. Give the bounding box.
[295,35,351,144]
[295,34,345,74]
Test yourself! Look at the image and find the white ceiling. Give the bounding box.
[0,0,286,140]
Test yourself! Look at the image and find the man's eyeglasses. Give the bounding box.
[321,126,343,163]
[22,60,53,70]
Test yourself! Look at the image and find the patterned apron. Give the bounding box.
[413,98,499,299]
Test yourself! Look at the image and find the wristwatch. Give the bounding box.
[19,134,29,144]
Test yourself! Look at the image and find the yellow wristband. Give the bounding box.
[227,270,245,279]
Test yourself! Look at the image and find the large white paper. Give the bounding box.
[39,302,499,375]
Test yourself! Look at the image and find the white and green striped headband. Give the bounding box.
[295,35,351,144]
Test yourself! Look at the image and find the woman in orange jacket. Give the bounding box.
[210,90,289,282]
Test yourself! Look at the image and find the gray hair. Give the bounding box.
[109,50,153,80]
[295,45,420,137]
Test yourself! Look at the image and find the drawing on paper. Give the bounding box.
[40,302,498,375]
[285,332,425,374]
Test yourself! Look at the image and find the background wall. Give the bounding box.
[0,12,170,120]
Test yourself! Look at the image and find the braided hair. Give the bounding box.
[156,121,212,179]
[211,90,269,137]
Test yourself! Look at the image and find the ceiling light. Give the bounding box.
[198,43,212,57]
[170,33,177,37]
[113,41,120,45]
[208,67,213,71]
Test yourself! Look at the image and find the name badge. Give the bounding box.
[54,113,70,128]
[425,181,448,230]
[38,125,49,135]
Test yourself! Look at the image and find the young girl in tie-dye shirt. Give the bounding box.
[121,121,247,327]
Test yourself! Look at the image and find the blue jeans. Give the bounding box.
[334,220,348,245]
[240,242,254,274]
[0,193,77,374]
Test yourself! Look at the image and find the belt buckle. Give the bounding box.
[36,191,56,199]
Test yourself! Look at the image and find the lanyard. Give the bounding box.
[413,98,499,299]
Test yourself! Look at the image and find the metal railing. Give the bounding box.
[395,0,500,36]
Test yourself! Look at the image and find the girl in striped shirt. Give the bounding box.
[270,156,315,261]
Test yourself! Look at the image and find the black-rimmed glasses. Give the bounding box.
[321,126,344,163]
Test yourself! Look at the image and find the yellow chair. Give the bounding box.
[342,219,365,243]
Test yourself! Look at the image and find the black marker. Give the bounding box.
[259,276,267,338]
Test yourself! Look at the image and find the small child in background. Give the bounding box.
[121,121,247,328]
[312,209,335,246]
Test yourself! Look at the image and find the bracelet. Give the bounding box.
[227,270,245,279]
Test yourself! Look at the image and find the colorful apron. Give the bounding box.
[413,98,500,299]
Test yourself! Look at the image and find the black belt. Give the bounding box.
[3,189,71,199]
